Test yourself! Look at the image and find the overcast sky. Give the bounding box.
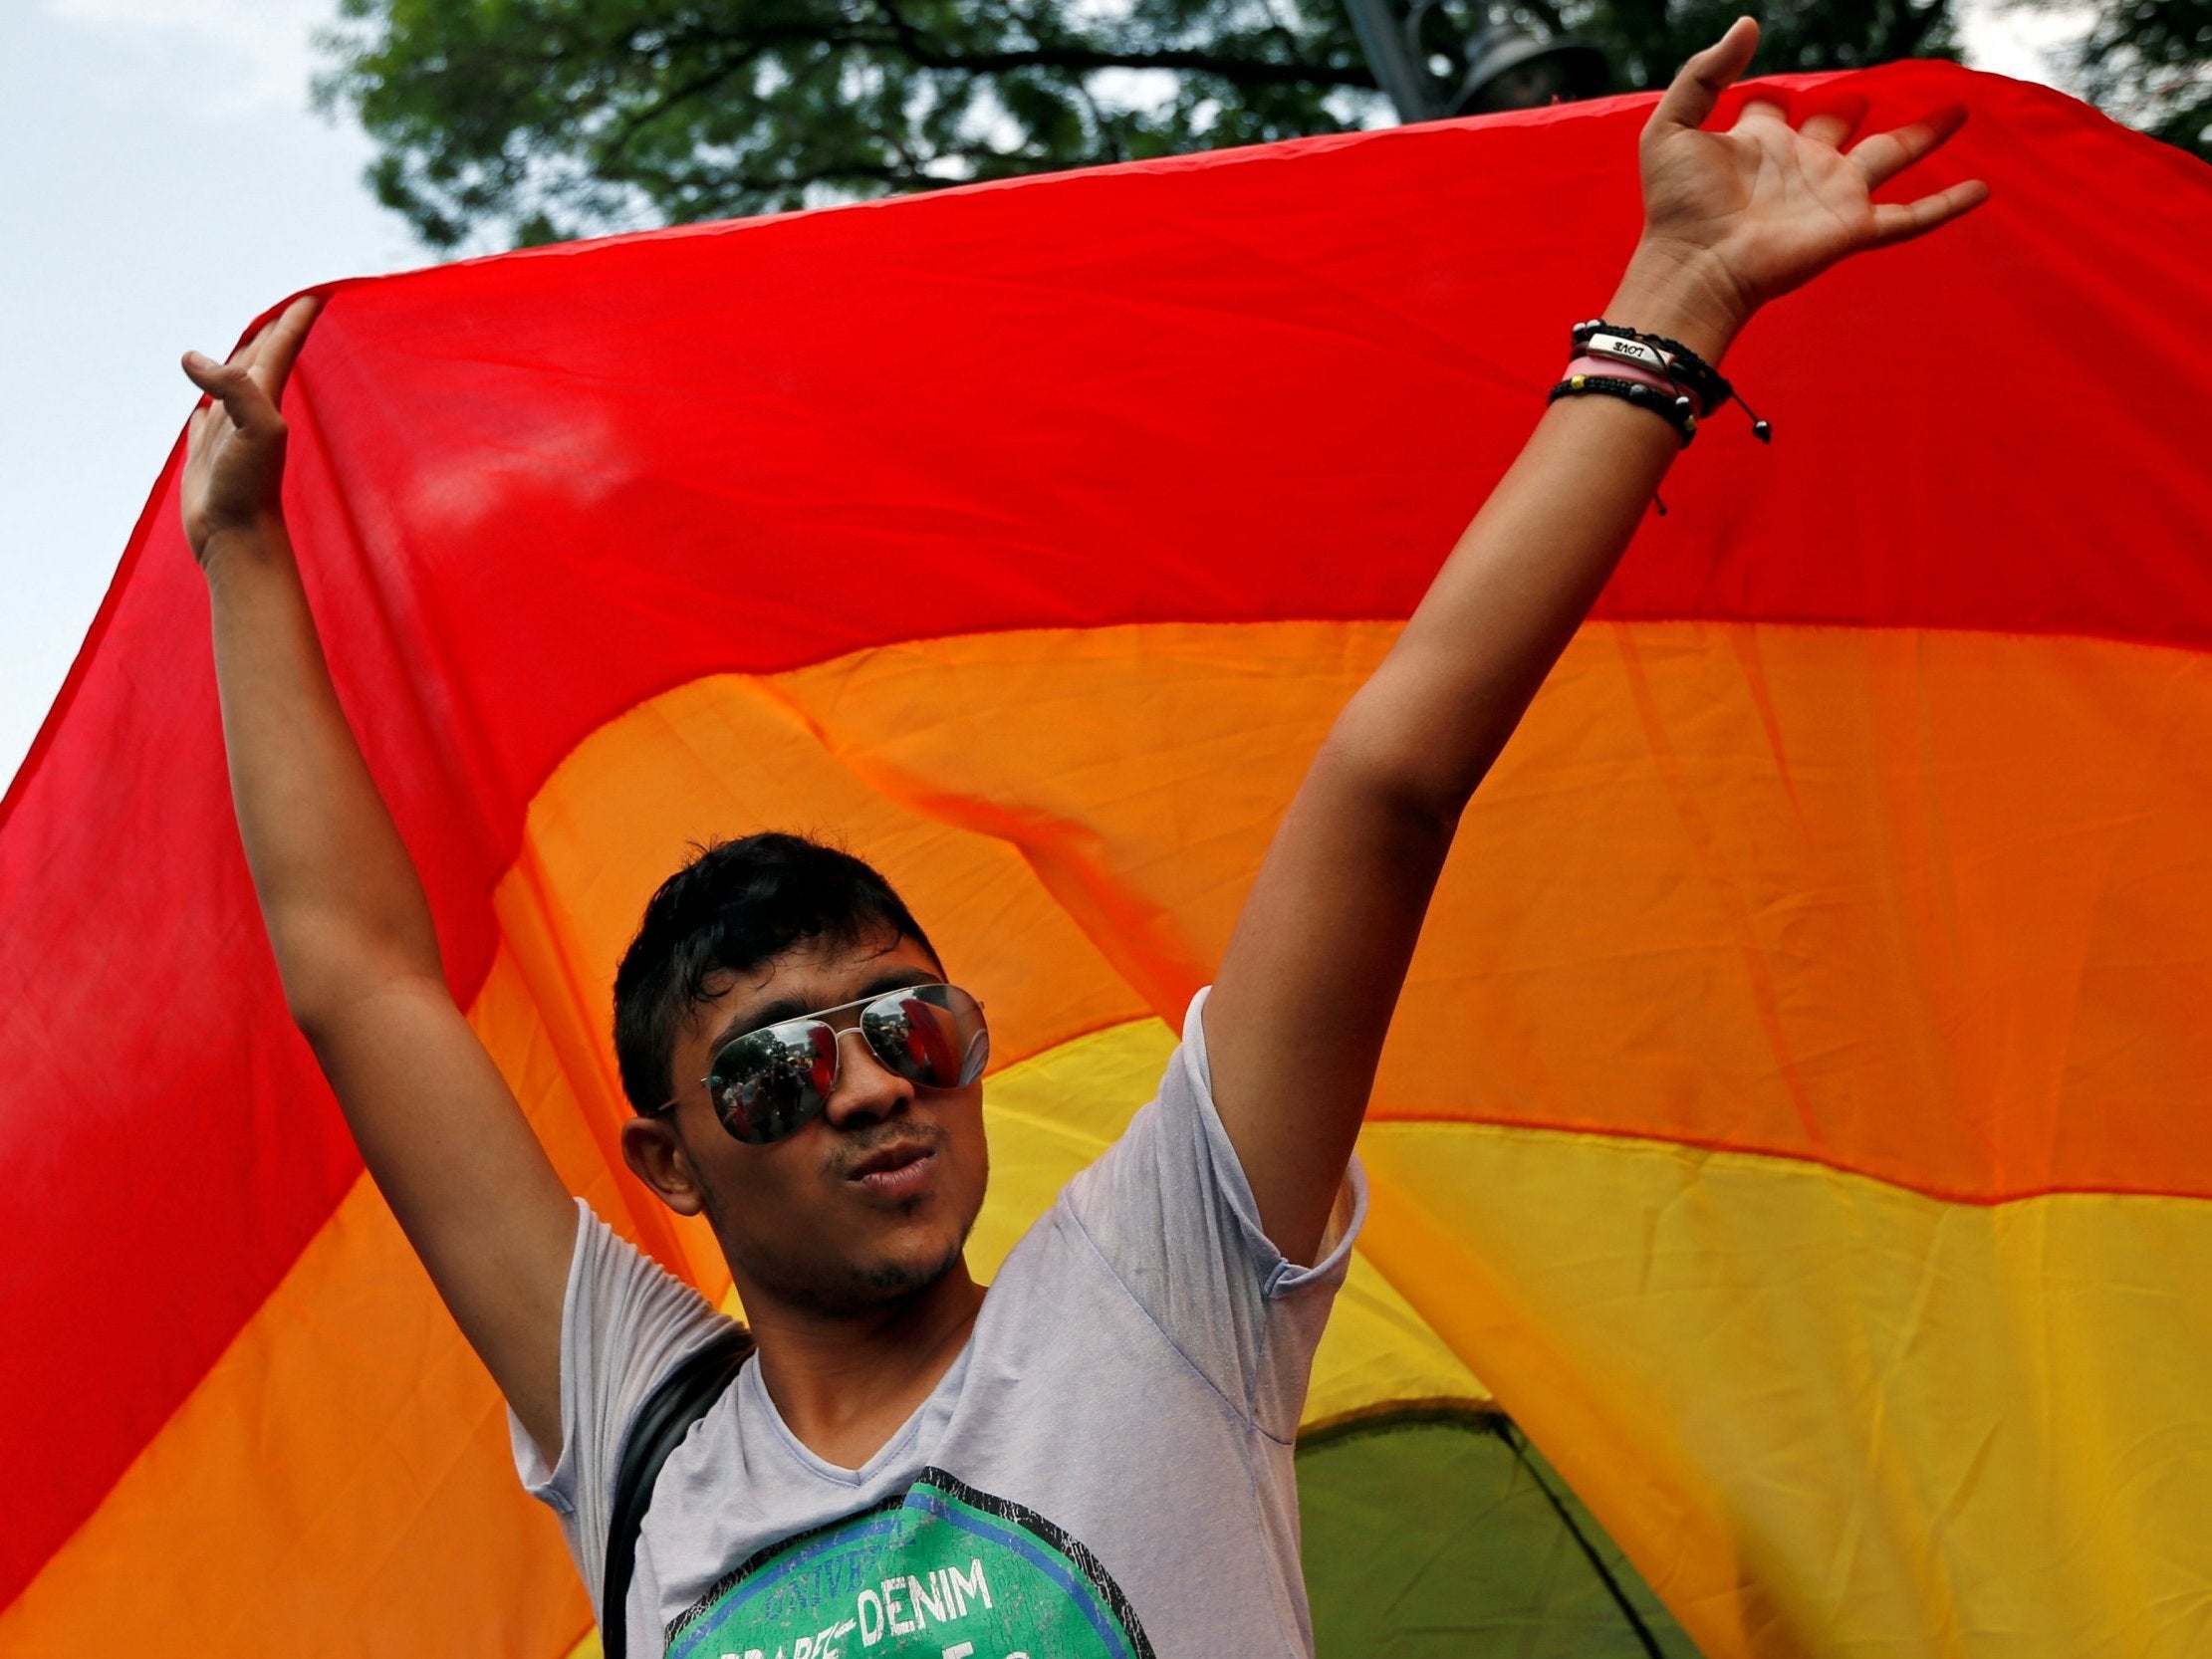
[0,0,2089,797]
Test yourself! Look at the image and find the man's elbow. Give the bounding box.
[1318,688,1498,839]
[265,916,440,1042]
[1309,719,1473,850]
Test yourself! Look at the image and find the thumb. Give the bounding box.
[1647,17,1759,139]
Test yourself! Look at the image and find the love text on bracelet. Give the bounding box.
[1579,333,1700,409]
[1569,319,1772,442]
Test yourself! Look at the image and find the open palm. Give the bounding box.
[1638,20,1988,329]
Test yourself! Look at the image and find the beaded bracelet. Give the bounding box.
[1566,353,1682,406]
[1570,319,1771,442]
[1546,371,1698,446]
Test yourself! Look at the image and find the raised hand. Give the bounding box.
[1621,19,1988,355]
[179,295,324,562]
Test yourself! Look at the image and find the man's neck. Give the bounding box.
[741,1263,988,1470]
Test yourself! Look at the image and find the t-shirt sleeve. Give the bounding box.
[1061,986,1367,1442]
[509,1197,739,1614]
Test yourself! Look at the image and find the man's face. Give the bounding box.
[660,930,989,1316]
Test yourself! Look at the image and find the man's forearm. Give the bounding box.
[202,514,445,1028]
[1205,20,1986,1264]
[1330,247,1744,820]
[179,300,578,1462]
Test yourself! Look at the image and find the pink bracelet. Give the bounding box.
[1565,355,1703,416]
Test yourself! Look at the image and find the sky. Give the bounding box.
[0,0,2090,799]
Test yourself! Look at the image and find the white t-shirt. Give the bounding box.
[512,990,1366,1658]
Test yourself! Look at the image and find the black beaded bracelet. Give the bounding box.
[1571,319,1771,442]
[1548,371,1699,446]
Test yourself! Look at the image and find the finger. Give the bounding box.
[214,314,277,392]
[1867,178,1990,248]
[1799,93,1868,150]
[1648,16,1760,135]
[181,350,282,435]
[226,327,268,377]
[248,295,326,402]
[1849,103,1968,189]
[1730,92,1793,134]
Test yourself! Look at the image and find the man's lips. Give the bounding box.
[839,1136,945,1201]
[846,1140,934,1180]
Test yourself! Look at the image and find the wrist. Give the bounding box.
[1603,240,1755,364]
[195,511,291,578]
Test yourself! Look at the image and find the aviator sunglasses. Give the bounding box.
[659,983,990,1145]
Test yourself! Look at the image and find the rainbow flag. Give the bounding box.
[4,62,2208,1657]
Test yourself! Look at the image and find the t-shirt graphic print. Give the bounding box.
[664,1467,1154,1659]
[512,991,1365,1658]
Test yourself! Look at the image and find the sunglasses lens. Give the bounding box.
[860,984,990,1089]
[702,986,987,1144]
[708,1022,838,1144]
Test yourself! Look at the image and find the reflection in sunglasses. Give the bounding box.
[701,985,990,1145]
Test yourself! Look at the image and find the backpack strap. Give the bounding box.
[601,1326,754,1659]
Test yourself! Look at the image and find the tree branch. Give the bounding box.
[909,41,1375,88]
[596,21,898,161]
[665,17,1375,92]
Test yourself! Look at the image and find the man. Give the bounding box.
[180,19,1982,1654]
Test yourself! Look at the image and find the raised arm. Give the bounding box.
[1205,19,1988,1265]
[182,300,577,1459]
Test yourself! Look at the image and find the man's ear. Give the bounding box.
[620,1114,708,1216]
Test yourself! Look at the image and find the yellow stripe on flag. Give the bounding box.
[1357,1121,2212,1657]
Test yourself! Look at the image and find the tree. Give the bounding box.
[2070,0,2212,159]
[316,0,1388,248]
[319,0,2212,253]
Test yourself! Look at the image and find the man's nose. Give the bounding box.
[821,1026,914,1126]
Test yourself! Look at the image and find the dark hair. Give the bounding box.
[612,831,936,1115]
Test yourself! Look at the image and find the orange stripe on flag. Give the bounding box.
[740,618,2212,1200]
[0,1166,588,1657]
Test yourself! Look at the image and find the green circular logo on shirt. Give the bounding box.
[664,1469,1155,1659]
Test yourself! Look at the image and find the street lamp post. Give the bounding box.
[1342,0,1611,122]
[1343,0,1447,119]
